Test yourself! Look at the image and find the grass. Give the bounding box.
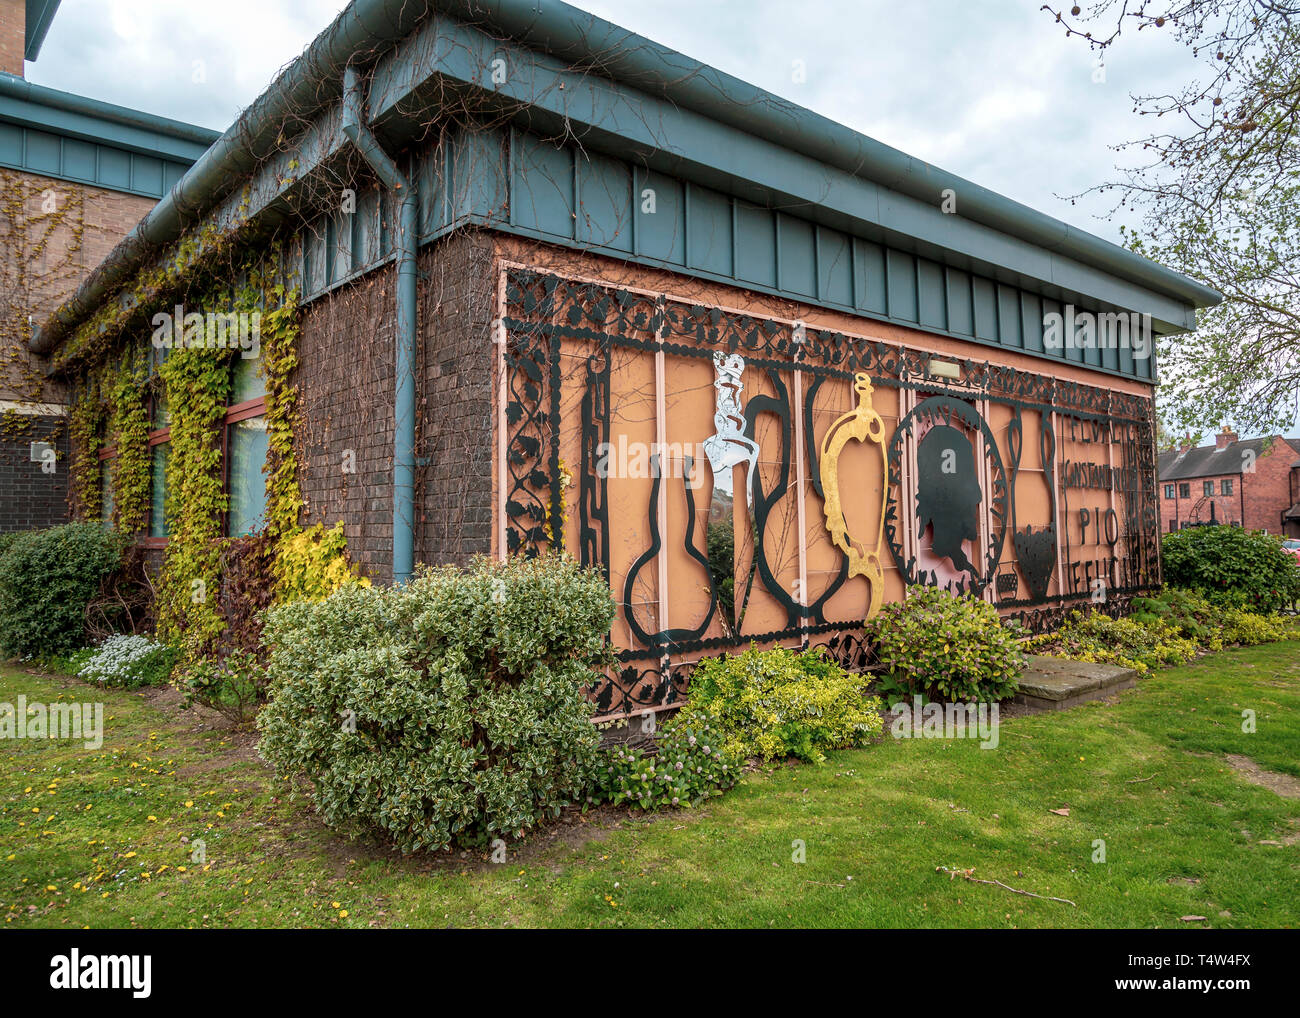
[2,639,1298,929]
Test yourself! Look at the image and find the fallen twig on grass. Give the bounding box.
[936,866,1077,907]
[1125,774,1155,784]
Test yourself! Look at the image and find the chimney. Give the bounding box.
[1179,434,1194,455]
[1216,425,1238,451]
[0,0,24,78]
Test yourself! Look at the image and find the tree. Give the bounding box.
[1043,2,1300,438]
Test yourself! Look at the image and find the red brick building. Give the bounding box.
[1158,428,1300,535]
[0,0,217,531]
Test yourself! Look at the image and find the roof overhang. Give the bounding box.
[29,0,1222,361]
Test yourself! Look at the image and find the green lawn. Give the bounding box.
[2,640,1298,929]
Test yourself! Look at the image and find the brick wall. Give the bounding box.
[0,415,68,531]
[1159,474,1244,531]
[1242,438,1300,533]
[1157,438,1300,534]
[0,0,23,77]
[292,230,496,582]
[3,171,158,406]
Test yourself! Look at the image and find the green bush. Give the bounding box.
[0,523,122,659]
[256,555,615,853]
[1025,610,1201,675]
[672,644,883,764]
[1130,587,1221,644]
[586,716,738,809]
[867,586,1024,703]
[1161,525,1300,613]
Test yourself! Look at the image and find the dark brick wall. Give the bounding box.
[292,230,496,582]
[0,416,69,532]
[415,231,495,565]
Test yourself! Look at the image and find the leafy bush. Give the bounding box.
[257,555,615,852]
[178,648,267,723]
[867,586,1024,703]
[1130,587,1221,645]
[1161,525,1300,612]
[273,522,368,604]
[1217,607,1297,646]
[586,716,738,810]
[0,523,122,659]
[77,634,178,689]
[1025,611,1200,676]
[672,644,883,764]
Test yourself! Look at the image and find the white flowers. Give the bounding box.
[78,634,173,688]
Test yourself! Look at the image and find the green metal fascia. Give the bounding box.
[0,74,219,157]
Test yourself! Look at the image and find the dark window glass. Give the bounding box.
[227,416,268,536]
[150,444,170,538]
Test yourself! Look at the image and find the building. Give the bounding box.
[0,0,217,531]
[1158,429,1300,535]
[28,0,1220,718]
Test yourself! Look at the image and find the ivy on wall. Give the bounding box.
[67,375,106,520]
[108,359,150,535]
[252,275,303,543]
[156,339,229,664]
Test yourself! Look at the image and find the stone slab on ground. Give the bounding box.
[1014,655,1138,711]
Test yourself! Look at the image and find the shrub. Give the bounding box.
[178,648,267,723]
[1025,610,1200,675]
[1218,607,1297,647]
[1161,525,1300,613]
[867,586,1024,703]
[586,716,738,810]
[257,555,615,852]
[673,645,883,764]
[77,634,178,689]
[1130,587,1221,645]
[0,523,122,659]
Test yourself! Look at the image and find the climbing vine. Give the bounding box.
[108,358,150,535]
[251,274,303,542]
[156,339,229,665]
[67,374,106,520]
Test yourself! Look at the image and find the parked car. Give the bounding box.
[1283,538,1300,563]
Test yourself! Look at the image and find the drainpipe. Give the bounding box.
[341,65,417,585]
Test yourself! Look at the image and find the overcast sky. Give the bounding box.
[26,0,1201,247]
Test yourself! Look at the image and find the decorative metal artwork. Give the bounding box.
[1007,408,1058,601]
[701,351,759,506]
[885,394,1008,596]
[818,372,889,619]
[500,266,1162,715]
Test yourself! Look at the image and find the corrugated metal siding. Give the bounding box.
[0,122,190,199]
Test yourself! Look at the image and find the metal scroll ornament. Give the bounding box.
[819,372,889,619]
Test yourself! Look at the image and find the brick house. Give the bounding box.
[29,0,1221,716]
[0,0,217,531]
[1157,428,1300,534]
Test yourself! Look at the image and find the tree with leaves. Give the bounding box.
[1043,1,1300,439]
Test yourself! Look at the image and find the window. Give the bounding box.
[224,353,268,537]
[1221,478,1233,495]
[149,443,170,538]
[144,371,171,545]
[1164,484,1175,499]
[99,458,114,527]
[1179,483,1190,498]
[227,415,269,536]
[1203,481,1215,496]
[1169,519,1177,532]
